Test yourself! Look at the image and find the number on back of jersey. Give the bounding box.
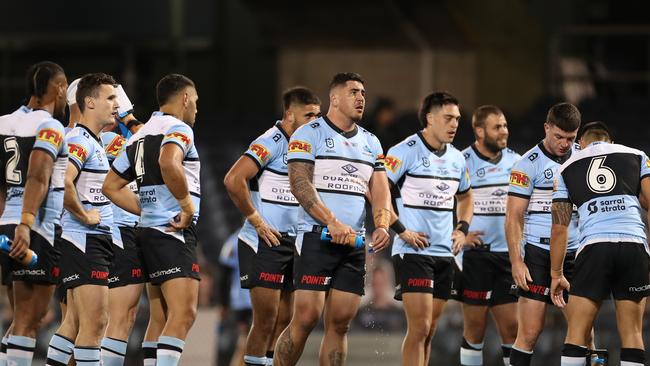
[587,156,616,193]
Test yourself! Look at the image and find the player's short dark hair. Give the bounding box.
[156,74,195,107]
[76,73,117,113]
[580,121,611,142]
[418,91,459,128]
[472,105,503,129]
[25,61,64,99]
[546,102,581,132]
[282,87,321,111]
[329,72,364,91]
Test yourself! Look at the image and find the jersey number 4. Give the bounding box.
[3,137,22,185]
[587,156,616,193]
[134,139,145,182]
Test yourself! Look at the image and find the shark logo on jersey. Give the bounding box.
[492,188,508,197]
[544,168,553,179]
[341,164,358,174]
[436,182,450,191]
[422,157,430,167]
[477,168,485,178]
[588,201,598,215]
[325,138,334,149]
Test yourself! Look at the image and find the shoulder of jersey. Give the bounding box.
[258,125,286,145]
[519,145,541,165]
[357,124,377,138]
[390,133,419,151]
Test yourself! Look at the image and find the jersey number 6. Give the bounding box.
[587,156,616,193]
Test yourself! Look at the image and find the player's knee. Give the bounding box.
[294,309,319,333]
[408,319,432,340]
[517,326,542,348]
[327,317,352,336]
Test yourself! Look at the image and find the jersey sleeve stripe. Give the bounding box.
[507,191,531,199]
[287,158,315,165]
[242,152,262,170]
[111,165,132,181]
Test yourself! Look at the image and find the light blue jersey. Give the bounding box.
[100,131,139,227]
[286,116,384,252]
[508,142,579,251]
[554,141,650,254]
[61,125,114,251]
[238,122,298,251]
[0,109,67,244]
[386,132,471,257]
[462,144,520,252]
[112,112,200,240]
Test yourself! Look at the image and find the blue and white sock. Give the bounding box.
[244,354,268,365]
[6,335,36,366]
[157,336,185,366]
[101,337,128,366]
[142,341,157,366]
[501,344,513,366]
[460,338,484,366]
[46,333,75,366]
[0,336,8,366]
[74,346,101,366]
[560,343,588,366]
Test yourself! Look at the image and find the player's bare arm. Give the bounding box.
[224,155,280,246]
[367,170,391,252]
[102,170,141,216]
[11,150,55,258]
[159,143,194,231]
[288,160,353,244]
[64,163,100,226]
[452,189,473,255]
[549,201,572,307]
[505,195,531,291]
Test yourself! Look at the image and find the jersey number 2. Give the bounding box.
[587,156,616,193]
[3,137,22,185]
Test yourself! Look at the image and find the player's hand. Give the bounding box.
[370,227,390,252]
[511,259,533,291]
[167,210,193,232]
[255,221,281,247]
[464,231,485,248]
[399,230,429,250]
[83,209,101,226]
[451,230,467,255]
[550,275,570,308]
[327,219,355,245]
[10,224,31,260]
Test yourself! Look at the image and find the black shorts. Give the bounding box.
[571,242,650,301]
[293,232,365,296]
[108,227,146,288]
[60,233,113,289]
[238,235,294,291]
[0,224,62,285]
[139,225,200,285]
[519,244,575,304]
[462,250,518,306]
[393,254,454,301]
[450,258,463,301]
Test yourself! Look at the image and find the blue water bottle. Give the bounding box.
[0,235,38,268]
[320,228,365,249]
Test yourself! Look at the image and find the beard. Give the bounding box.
[484,137,504,154]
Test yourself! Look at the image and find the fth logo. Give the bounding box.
[509,171,530,188]
[91,271,109,280]
[407,278,434,288]
[37,128,63,148]
[105,135,125,157]
[288,140,312,153]
[385,156,401,173]
[259,272,284,284]
[250,144,270,163]
[300,275,331,286]
[165,132,191,147]
[68,143,88,162]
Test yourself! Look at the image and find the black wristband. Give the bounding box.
[390,219,406,234]
[126,119,143,130]
[455,220,469,236]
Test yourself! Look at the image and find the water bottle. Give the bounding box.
[320,228,365,249]
[0,235,38,268]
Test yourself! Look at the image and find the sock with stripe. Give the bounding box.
[501,344,513,366]
[101,337,128,366]
[46,333,75,366]
[6,335,35,366]
[157,336,185,366]
[560,343,588,366]
[620,348,645,366]
[460,338,484,365]
[74,346,101,366]
[0,336,8,366]
[244,354,268,365]
[509,346,533,366]
[266,350,274,365]
[142,341,157,366]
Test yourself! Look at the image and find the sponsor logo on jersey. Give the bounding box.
[385,156,401,173]
[629,284,650,292]
[164,131,191,147]
[149,266,182,279]
[341,164,359,174]
[407,278,434,288]
[300,275,331,285]
[105,135,125,157]
[463,289,492,300]
[492,188,508,197]
[509,170,530,188]
[288,140,312,153]
[436,182,450,191]
[37,128,64,149]
[68,143,89,163]
[249,143,270,163]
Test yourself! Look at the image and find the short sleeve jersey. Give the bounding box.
[238,122,299,250]
[508,142,579,251]
[553,141,649,253]
[286,116,384,234]
[462,144,520,252]
[111,112,200,229]
[0,108,67,244]
[100,131,139,227]
[386,132,471,257]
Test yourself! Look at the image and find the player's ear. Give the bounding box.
[85,96,94,110]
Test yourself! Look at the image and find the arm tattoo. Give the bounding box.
[551,202,573,226]
[289,161,319,212]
